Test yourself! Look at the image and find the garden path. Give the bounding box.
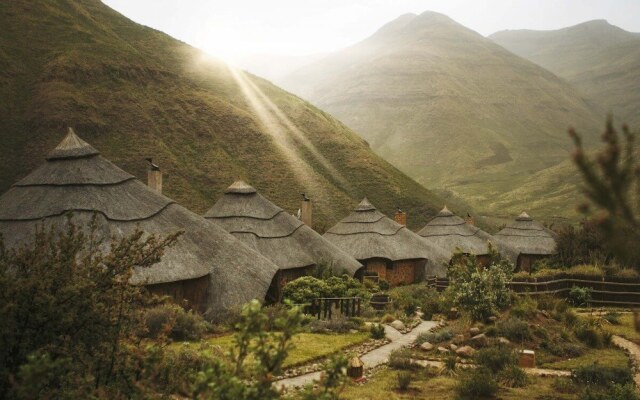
[274,320,439,390]
[612,335,640,392]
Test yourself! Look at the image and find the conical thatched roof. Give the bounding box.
[494,212,557,256]
[0,129,280,312]
[418,206,518,262]
[204,181,362,276]
[324,198,449,276]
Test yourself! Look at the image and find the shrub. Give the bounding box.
[307,316,358,333]
[496,317,532,342]
[378,279,390,291]
[441,355,458,376]
[569,286,592,307]
[552,377,578,393]
[283,274,369,305]
[574,321,611,348]
[602,312,621,325]
[389,284,439,317]
[511,296,538,319]
[416,329,453,345]
[370,324,386,339]
[446,246,514,321]
[388,349,414,370]
[396,371,412,391]
[455,367,498,399]
[381,313,396,324]
[474,347,517,373]
[543,341,585,358]
[144,304,210,341]
[581,384,639,400]
[572,364,633,386]
[499,365,528,388]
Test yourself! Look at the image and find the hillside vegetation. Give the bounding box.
[281,11,605,221]
[491,20,640,128]
[0,0,456,230]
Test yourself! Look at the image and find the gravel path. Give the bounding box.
[612,335,640,392]
[274,320,439,389]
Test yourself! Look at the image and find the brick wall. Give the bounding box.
[363,258,423,287]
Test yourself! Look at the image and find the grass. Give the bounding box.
[600,314,640,341]
[198,331,369,368]
[336,367,579,400]
[541,347,629,370]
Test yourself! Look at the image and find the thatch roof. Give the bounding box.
[494,212,557,256]
[0,129,280,312]
[204,181,362,276]
[418,206,518,262]
[324,198,449,276]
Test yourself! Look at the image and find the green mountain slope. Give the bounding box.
[0,0,454,231]
[280,11,604,219]
[490,20,640,128]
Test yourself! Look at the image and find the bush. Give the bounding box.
[370,324,386,339]
[307,316,359,333]
[446,247,514,321]
[574,321,611,348]
[416,329,453,345]
[474,347,517,373]
[496,317,532,342]
[283,274,369,305]
[388,349,414,370]
[580,383,639,400]
[552,377,578,393]
[455,367,498,399]
[543,341,585,358]
[381,313,396,323]
[144,304,210,341]
[499,365,528,388]
[602,312,621,325]
[569,286,592,307]
[572,364,633,386]
[396,371,412,391]
[389,284,439,317]
[511,296,538,319]
[378,279,390,291]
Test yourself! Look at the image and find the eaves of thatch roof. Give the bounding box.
[204,181,362,275]
[324,198,449,276]
[0,129,280,312]
[418,206,519,262]
[495,212,557,256]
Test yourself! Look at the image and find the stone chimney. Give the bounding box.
[394,208,407,226]
[146,158,162,194]
[300,194,312,228]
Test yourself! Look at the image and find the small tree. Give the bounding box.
[0,216,181,398]
[569,117,640,268]
[446,245,513,321]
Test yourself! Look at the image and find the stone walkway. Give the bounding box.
[612,335,640,391]
[274,320,439,389]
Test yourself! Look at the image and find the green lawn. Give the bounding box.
[336,368,578,400]
[200,331,369,368]
[600,314,640,341]
[542,347,629,370]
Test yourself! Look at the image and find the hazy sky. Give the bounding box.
[103,0,640,62]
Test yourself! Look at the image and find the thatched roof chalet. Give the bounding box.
[418,206,518,262]
[0,129,280,312]
[324,198,449,276]
[495,212,557,256]
[204,181,362,276]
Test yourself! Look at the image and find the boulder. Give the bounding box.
[456,346,476,358]
[390,320,406,331]
[488,316,498,323]
[437,346,449,354]
[470,333,489,347]
[450,343,458,351]
[452,334,465,344]
[469,327,480,336]
[498,337,511,345]
[420,342,434,351]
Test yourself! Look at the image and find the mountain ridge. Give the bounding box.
[0,0,457,231]
[281,11,604,221]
